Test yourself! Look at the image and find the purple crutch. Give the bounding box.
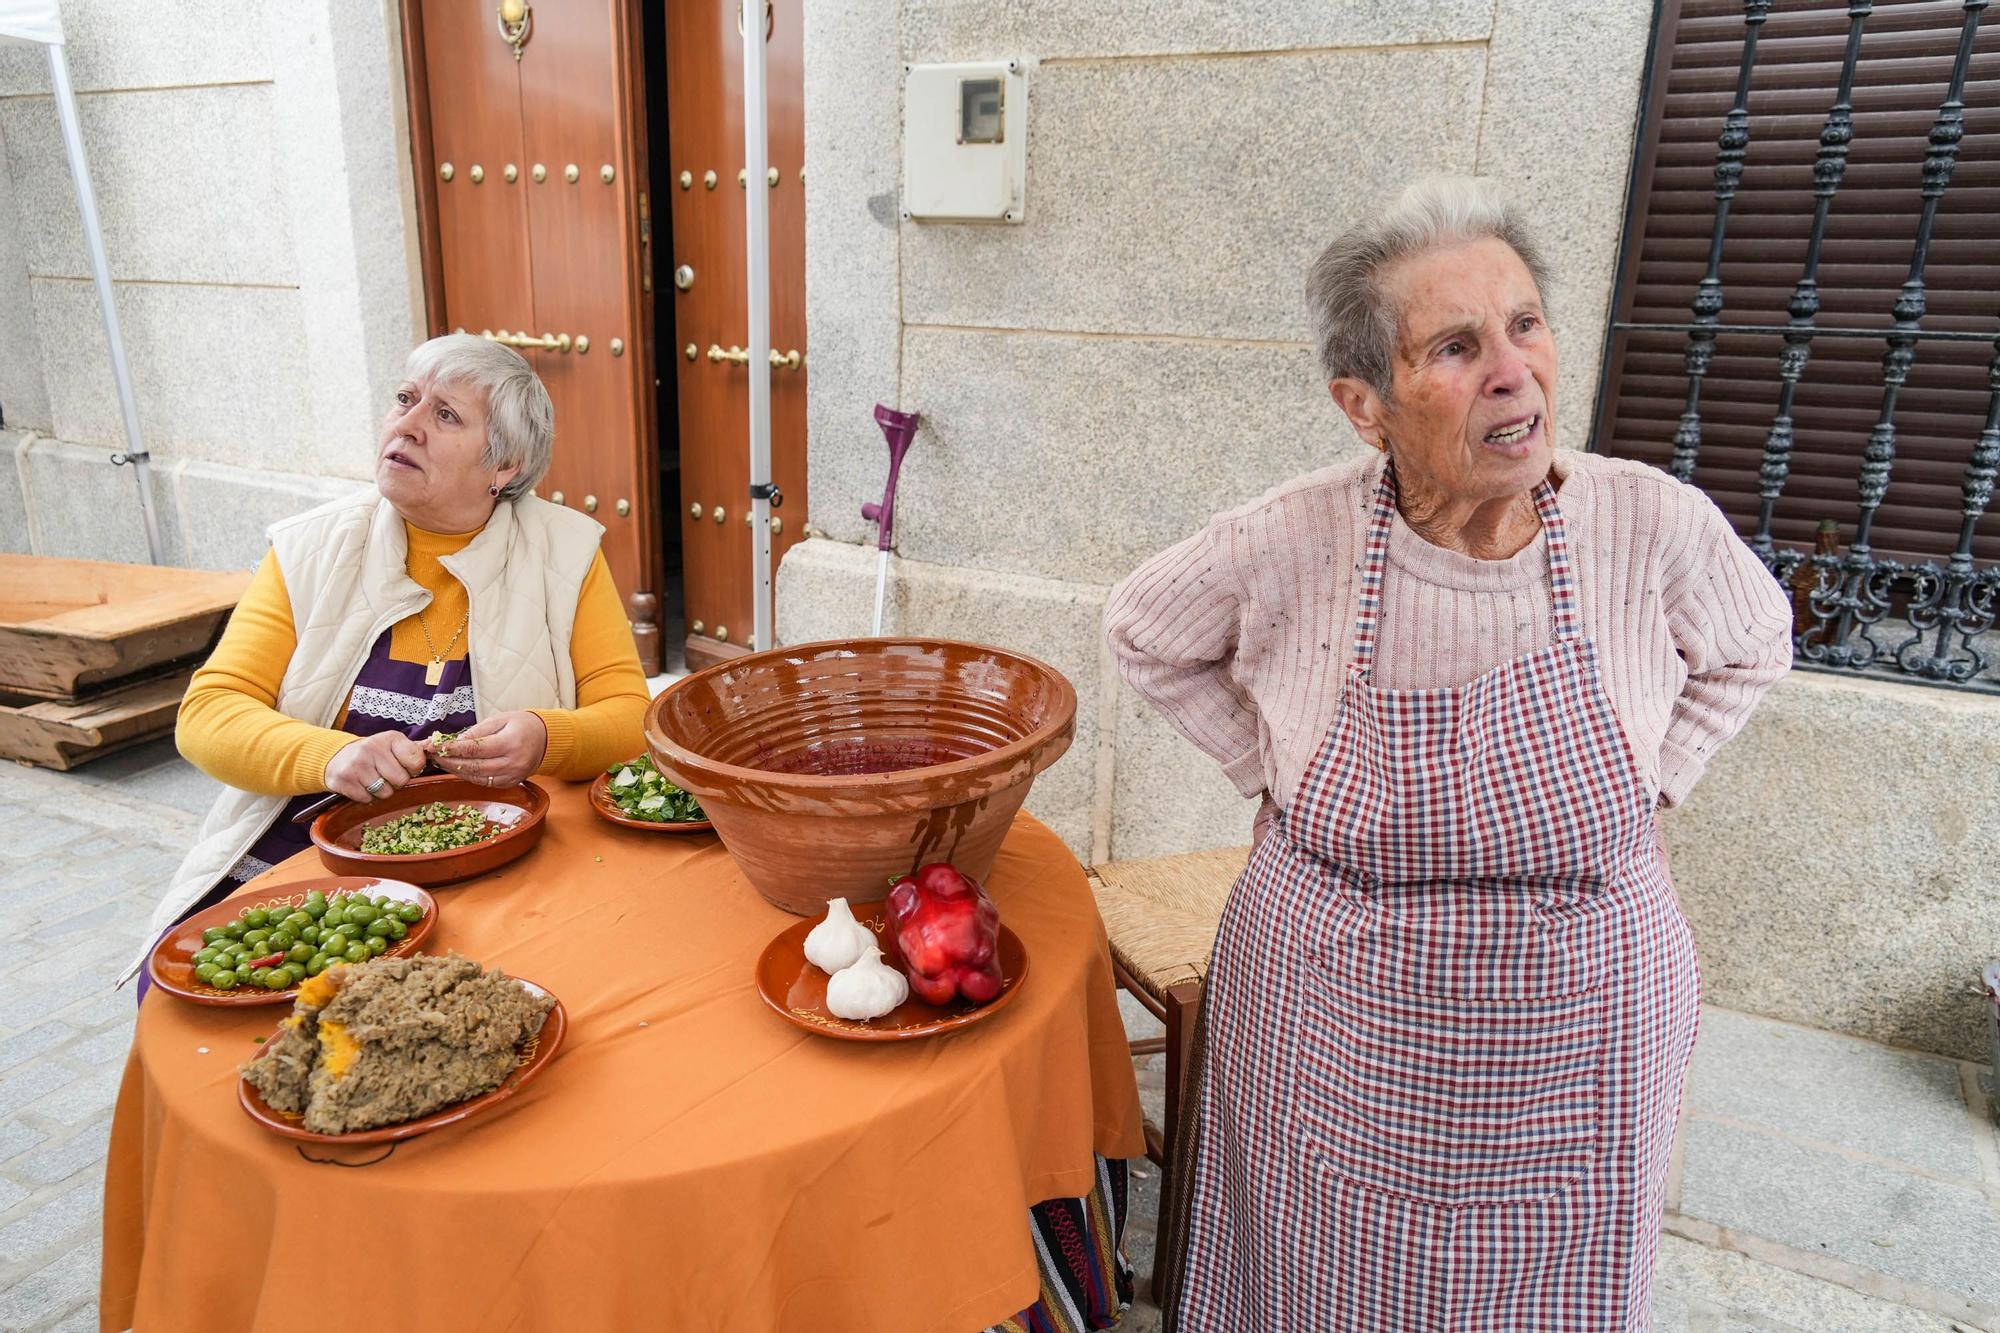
[862,404,920,636]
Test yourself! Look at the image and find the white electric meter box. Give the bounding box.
[902,60,1027,223]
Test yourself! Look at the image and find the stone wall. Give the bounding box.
[791,0,1658,862]
[0,0,409,569]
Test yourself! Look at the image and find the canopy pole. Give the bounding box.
[48,42,164,564]
[741,0,774,650]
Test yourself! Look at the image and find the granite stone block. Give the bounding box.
[894,325,1365,584]
[29,277,312,467]
[1476,0,1653,453]
[1685,1007,1985,1180]
[904,0,1493,61]
[0,85,295,285]
[16,437,184,566]
[1109,681,1255,860]
[171,460,362,573]
[1676,1116,2000,1308]
[0,0,272,95]
[901,47,1485,343]
[1652,1233,1963,1333]
[1669,672,2000,1062]
[775,537,1108,858]
[0,432,31,552]
[803,0,905,548]
[0,123,51,433]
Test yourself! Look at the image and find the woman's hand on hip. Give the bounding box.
[324,732,429,802]
[430,711,548,788]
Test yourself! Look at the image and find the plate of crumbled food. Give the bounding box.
[238,953,565,1144]
[587,754,712,833]
[309,774,549,884]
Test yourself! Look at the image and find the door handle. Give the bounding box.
[484,329,574,353]
[706,344,803,370]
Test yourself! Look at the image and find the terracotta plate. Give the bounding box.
[586,772,714,834]
[754,900,1028,1041]
[147,876,438,1007]
[238,979,567,1145]
[310,775,549,885]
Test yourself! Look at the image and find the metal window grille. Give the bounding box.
[1595,0,2000,692]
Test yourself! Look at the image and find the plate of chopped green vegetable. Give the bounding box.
[148,876,437,1006]
[588,754,712,833]
[310,775,550,884]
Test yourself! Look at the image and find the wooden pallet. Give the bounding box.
[0,556,249,700]
[0,667,193,770]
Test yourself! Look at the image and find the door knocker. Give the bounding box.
[498,0,532,61]
[738,0,774,42]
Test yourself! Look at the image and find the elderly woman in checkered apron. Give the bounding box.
[1106,177,1794,1331]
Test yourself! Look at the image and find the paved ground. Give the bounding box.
[3,741,1997,1332]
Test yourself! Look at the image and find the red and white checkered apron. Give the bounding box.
[1178,464,1701,1331]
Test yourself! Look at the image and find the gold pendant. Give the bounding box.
[425,658,444,687]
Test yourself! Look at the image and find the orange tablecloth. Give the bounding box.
[101,782,1145,1333]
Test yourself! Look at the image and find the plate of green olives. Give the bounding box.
[146,877,438,1006]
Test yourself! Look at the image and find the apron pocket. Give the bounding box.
[1294,972,1604,1208]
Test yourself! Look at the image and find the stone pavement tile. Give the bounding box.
[1678,1117,2000,1308]
[0,815,75,859]
[0,1022,79,1077]
[101,760,220,817]
[67,1024,135,1070]
[0,1178,102,1266]
[11,1123,110,1189]
[33,1063,125,1128]
[0,1119,49,1160]
[0,1061,76,1120]
[1687,1008,1985,1179]
[0,1177,26,1214]
[1651,1233,1962,1332]
[0,1237,100,1332]
[48,1304,98,1333]
[0,985,83,1038]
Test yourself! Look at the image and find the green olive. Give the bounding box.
[344,943,370,964]
[394,903,424,924]
[195,963,220,984]
[286,943,314,964]
[384,918,408,942]
[321,908,347,929]
[345,903,379,925]
[222,922,247,941]
[211,970,239,990]
[364,935,389,957]
[192,947,220,966]
[242,909,270,929]
[298,925,320,946]
[242,929,271,948]
[305,955,328,976]
[262,971,291,991]
[371,896,392,910]
[201,927,228,946]
[283,912,313,932]
[365,919,394,939]
[267,930,297,951]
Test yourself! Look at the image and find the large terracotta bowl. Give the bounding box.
[644,637,1076,914]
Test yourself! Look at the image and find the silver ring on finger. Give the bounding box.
[365,777,388,796]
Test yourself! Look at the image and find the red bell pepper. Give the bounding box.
[883,863,1003,1006]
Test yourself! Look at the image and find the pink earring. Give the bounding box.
[488,484,500,497]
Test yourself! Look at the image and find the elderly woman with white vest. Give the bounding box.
[128,334,649,994]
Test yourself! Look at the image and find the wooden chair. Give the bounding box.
[1086,845,1249,1169]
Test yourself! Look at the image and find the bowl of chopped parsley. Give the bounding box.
[310,775,551,884]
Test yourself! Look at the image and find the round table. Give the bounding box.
[101,781,1145,1333]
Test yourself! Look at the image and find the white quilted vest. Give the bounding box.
[123,490,604,983]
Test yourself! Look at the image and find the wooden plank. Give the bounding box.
[0,669,190,771]
[0,557,249,699]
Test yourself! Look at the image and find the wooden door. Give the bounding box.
[665,0,809,668]
[402,0,663,672]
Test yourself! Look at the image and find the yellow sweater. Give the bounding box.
[177,523,651,795]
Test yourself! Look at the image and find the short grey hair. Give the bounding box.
[402,333,555,500]
[1305,175,1551,396]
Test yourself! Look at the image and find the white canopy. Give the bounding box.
[0,0,64,46]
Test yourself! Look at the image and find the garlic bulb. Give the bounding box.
[825,944,909,1021]
[803,897,875,974]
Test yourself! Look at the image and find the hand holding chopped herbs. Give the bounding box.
[191,889,425,992]
[359,801,501,855]
[605,754,705,823]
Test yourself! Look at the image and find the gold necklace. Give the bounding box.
[415,605,470,686]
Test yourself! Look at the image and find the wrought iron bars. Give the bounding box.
[1750,1,1871,563]
[1815,0,1988,668]
[1669,0,1770,483]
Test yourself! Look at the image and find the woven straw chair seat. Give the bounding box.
[1087,845,1249,1004]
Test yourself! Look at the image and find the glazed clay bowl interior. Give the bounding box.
[644,637,1076,915]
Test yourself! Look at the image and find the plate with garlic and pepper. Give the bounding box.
[754,863,1028,1041]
